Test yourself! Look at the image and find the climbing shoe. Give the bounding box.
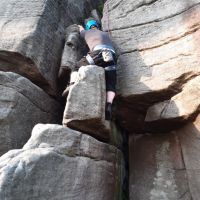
[62,82,74,98]
[105,102,112,120]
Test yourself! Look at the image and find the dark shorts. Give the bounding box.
[75,50,117,92]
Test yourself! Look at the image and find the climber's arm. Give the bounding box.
[78,25,86,38]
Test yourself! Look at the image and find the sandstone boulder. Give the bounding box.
[102,0,200,132]
[129,133,191,200]
[101,1,200,199]
[0,124,124,200]
[63,65,111,141]
[176,115,200,200]
[0,71,62,155]
[145,76,200,131]
[0,0,104,95]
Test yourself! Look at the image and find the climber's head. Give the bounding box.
[85,19,100,30]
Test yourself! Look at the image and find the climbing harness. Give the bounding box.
[102,50,113,62]
[86,54,95,65]
[86,45,116,66]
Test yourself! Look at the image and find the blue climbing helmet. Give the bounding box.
[85,19,99,30]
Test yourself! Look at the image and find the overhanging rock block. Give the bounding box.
[0,0,105,95]
[0,0,67,95]
[102,0,200,133]
[0,124,124,200]
[144,76,200,132]
[0,71,62,156]
[63,65,111,142]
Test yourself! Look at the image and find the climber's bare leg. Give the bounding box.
[105,91,115,120]
[106,91,115,104]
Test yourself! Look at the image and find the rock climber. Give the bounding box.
[63,18,117,120]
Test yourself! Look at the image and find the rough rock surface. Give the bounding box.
[128,106,200,200]
[129,133,191,200]
[0,72,62,156]
[176,115,200,200]
[0,0,104,95]
[0,124,123,200]
[145,76,200,125]
[58,24,87,90]
[102,0,200,133]
[63,65,111,141]
[101,1,200,199]
[60,24,85,72]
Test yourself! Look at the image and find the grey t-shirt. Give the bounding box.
[80,29,113,51]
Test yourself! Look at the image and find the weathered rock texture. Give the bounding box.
[129,132,191,200]
[0,124,123,200]
[0,72,62,156]
[176,114,200,200]
[63,65,111,141]
[0,1,127,200]
[101,0,200,199]
[102,0,200,133]
[60,25,85,72]
[0,0,104,95]
[145,76,200,124]
[129,114,200,200]
[58,24,87,90]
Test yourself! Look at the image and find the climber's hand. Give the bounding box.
[78,25,84,32]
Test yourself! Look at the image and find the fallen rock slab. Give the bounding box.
[0,124,124,200]
[63,65,111,142]
[0,71,62,155]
